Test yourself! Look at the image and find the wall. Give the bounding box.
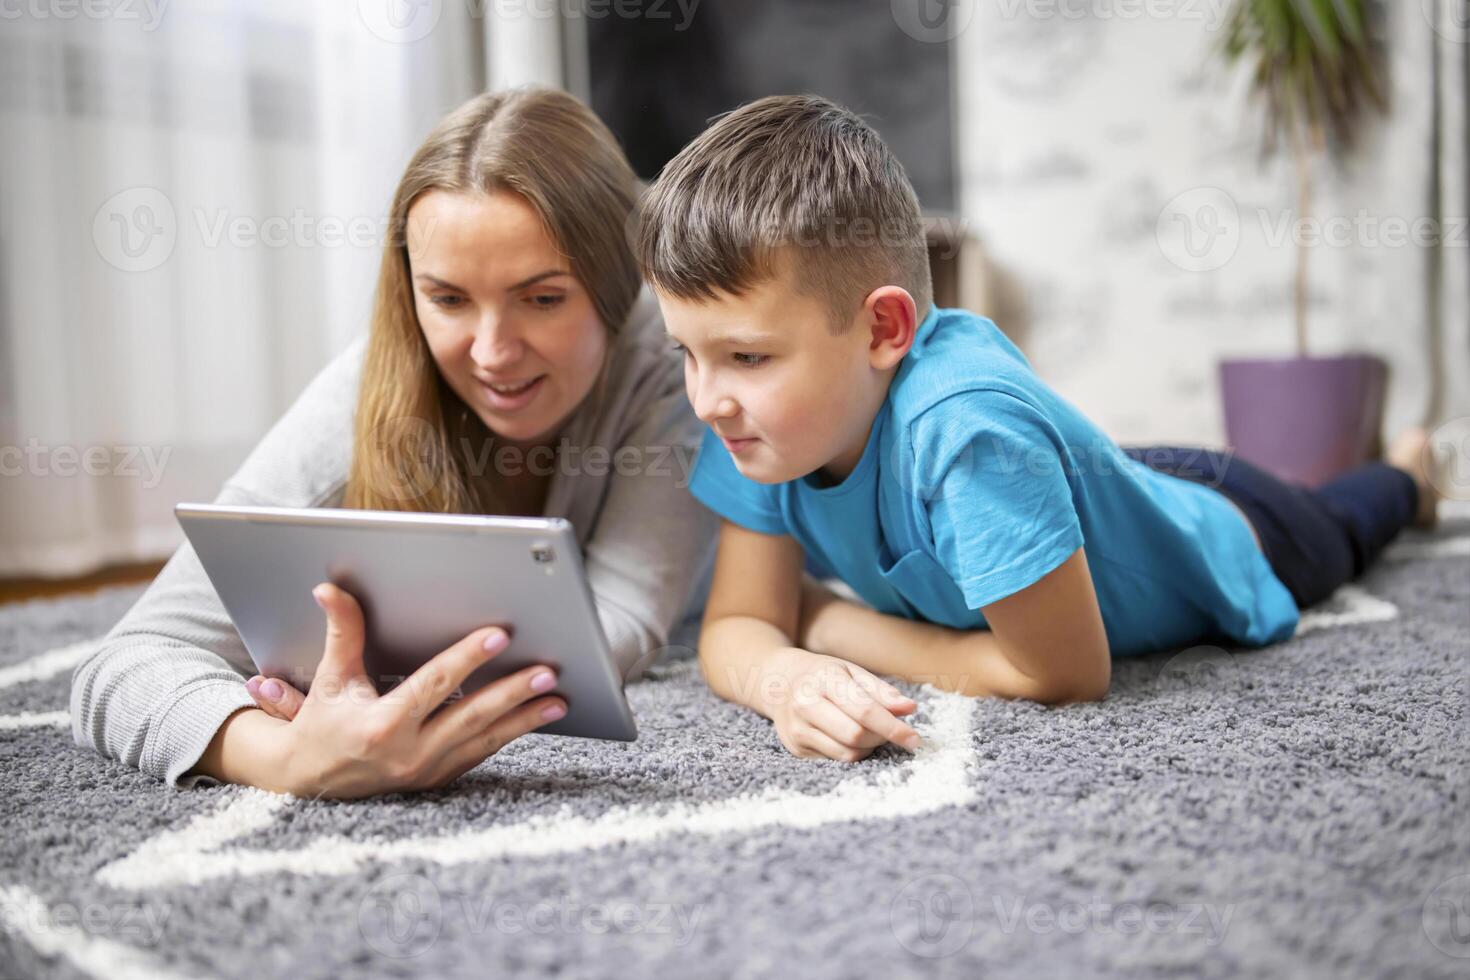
[950,0,1468,448]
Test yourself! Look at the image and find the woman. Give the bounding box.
[70,89,718,799]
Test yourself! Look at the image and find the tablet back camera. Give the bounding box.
[531,542,555,574]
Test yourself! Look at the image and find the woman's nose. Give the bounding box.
[470,312,524,367]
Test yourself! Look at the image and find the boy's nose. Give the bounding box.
[694,390,738,423]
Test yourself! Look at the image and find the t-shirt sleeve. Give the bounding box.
[687,425,788,535]
[914,390,1084,609]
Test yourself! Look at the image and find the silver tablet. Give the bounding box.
[175,503,637,742]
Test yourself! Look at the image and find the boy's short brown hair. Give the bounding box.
[634,94,933,331]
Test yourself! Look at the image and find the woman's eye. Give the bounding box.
[429,294,464,309]
[733,353,769,368]
[528,294,565,309]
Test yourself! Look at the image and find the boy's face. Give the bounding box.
[657,259,891,485]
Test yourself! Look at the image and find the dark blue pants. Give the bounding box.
[1121,446,1420,609]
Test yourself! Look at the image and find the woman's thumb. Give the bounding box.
[312,582,366,681]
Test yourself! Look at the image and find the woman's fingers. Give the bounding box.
[419,663,560,753]
[246,675,305,721]
[384,626,514,724]
[309,583,377,703]
[419,694,567,789]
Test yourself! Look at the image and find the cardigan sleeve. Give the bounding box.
[69,336,364,789]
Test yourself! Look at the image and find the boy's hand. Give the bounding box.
[764,648,922,762]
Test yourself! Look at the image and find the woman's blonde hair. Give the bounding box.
[344,87,641,513]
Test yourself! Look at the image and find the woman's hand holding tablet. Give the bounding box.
[242,582,567,799]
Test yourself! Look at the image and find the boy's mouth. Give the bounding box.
[720,435,759,455]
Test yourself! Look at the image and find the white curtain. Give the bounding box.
[0,0,483,577]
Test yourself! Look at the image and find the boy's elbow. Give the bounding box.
[978,644,1111,705]
[1028,656,1111,705]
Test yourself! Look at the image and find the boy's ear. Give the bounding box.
[861,286,918,370]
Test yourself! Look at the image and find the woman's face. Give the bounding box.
[407,189,608,449]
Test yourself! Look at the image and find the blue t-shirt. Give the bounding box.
[687,306,1299,655]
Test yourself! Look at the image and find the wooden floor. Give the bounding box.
[0,560,166,607]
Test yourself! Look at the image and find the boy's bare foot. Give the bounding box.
[1385,427,1442,530]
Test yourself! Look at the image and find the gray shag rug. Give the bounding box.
[1,515,1467,980]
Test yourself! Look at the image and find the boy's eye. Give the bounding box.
[733,353,769,368]
[670,342,689,356]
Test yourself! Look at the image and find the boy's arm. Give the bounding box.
[696,519,806,711]
[698,519,922,759]
[799,547,1111,704]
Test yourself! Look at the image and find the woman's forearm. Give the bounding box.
[188,706,297,793]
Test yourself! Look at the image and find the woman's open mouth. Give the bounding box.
[479,374,546,412]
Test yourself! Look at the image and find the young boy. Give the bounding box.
[633,95,1443,763]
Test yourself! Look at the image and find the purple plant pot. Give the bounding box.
[1219,354,1388,488]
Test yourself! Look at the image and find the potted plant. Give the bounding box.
[1216,0,1390,487]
